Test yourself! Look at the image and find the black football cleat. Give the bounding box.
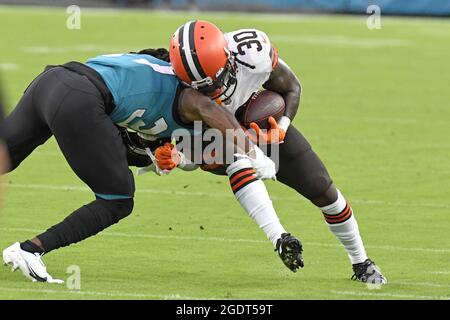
[351,259,387,285]
[275,233,304,272]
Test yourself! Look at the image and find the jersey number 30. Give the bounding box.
[233,31,263,55]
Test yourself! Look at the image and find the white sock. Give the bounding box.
[227,159,286,246]
[319,189,368,264]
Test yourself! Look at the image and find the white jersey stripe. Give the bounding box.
[131,58,174,75]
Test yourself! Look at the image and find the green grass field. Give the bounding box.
[0,6,449,300]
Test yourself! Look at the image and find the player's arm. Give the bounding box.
[263,58,302,128]
[174,88,275,180]
[178,88,251,155]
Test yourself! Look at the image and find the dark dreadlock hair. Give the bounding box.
[130,48,170,62]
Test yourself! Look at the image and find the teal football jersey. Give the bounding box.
[86,53,193,139]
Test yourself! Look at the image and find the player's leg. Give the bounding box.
[33,68,134,253]
[225,156,303,272]
[190,136,287,247]
[4,68,134,282]
[276,125,386,283]
[0,70,53,170]
[192,136,303,272]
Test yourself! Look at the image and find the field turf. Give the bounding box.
[0,6,449,300]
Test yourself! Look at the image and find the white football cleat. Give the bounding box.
[3,242,63,284]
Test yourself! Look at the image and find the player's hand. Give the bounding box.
[248,116,286,144]
[154,143,180,171]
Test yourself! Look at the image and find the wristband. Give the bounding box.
[278,116,291,132]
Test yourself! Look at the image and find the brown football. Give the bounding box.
[237,90,285,129]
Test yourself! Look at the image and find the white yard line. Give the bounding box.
[21,44,167,55]
[0,63,18,71]
[0,226,266,245]
[330,290,449,300]
[1,226,449,254]
[26,151,450,176]
[428,271,450,275]
[394,281,450,289]
[271,35,413,47]
[310,115,419,125]
[4,182,450,210]
[314,137,450,150]
[350,199,450,210]
[356,244,450,254]
[0,287,213,300]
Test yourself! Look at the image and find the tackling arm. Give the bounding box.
[178,88,252,155]
[178,88,276,180]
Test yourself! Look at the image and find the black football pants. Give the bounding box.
[0,66,135,253]
[275,125,334,201]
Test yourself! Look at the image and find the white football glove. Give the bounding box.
[236,145,277,180]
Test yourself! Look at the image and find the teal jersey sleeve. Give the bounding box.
[86,54,193,139]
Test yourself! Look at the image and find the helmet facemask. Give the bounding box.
[191,49,238,104]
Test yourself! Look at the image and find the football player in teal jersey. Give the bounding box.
[0,46,302,282]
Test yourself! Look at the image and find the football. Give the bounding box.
[237,90,285,129]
